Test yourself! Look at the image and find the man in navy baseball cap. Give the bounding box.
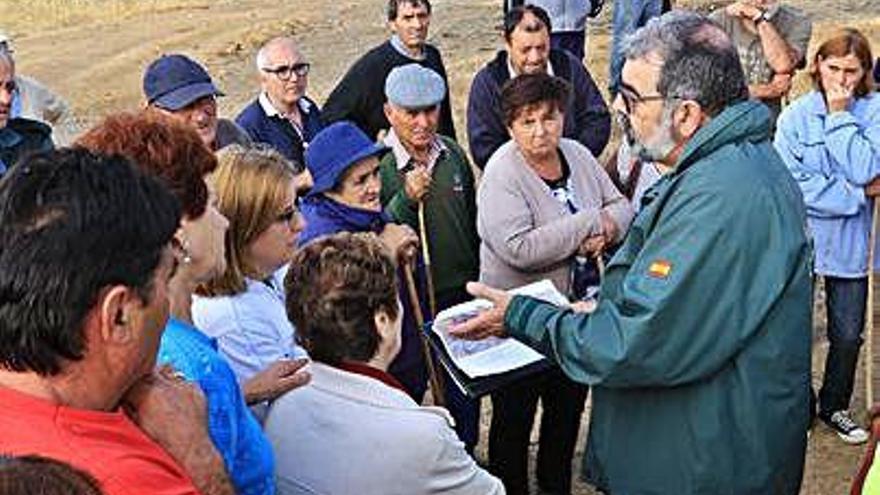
[143,54,250,151]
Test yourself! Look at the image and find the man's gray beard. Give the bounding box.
[617,107,678,163]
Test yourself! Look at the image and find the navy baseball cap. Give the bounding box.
[143,54,224,110]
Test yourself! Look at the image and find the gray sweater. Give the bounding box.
[477,138,633,294]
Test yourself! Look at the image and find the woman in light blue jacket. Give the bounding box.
[775,28,880,445]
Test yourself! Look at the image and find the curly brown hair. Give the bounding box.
[285,232,399,365]
[76,111,217,219]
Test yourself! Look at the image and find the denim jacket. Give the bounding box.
[775,91,880,277]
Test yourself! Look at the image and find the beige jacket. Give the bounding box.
[477,138,633,293]
[266,363,504,495]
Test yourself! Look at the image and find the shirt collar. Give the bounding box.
[383,127,446,172]
[507,55,554,79]
[258,91,313,119]
[390,35,425,61]
[335,361,408,393]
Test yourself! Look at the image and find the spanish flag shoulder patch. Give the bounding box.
[648,259,672,279]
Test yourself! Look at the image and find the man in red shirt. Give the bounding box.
[0,148,233,495]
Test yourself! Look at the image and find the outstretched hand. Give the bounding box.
[448,282,512,340]
[243,358,311,404]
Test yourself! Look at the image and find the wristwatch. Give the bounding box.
[753,9,772,24]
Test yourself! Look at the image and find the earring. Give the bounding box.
[180,238,193,265]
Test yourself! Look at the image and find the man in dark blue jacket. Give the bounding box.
[0,50,52,174]
[236,37,322,170]
[467,4,609,169]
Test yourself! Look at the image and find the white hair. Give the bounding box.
[255,36,300,71]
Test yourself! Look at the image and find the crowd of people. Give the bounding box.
[0,0,879,494]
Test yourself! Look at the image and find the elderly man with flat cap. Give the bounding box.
[143,54,250,151]
[379,63,481,452]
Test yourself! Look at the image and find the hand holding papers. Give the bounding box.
[432,280,569,397]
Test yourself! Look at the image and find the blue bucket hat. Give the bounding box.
[306,122,387,195]
[143,54,224,110]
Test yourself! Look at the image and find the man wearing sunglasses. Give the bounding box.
[236,37,323,174]
[0,49,53,175]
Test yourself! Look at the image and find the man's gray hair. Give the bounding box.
[622,10,748,116]
[255,36,299,71]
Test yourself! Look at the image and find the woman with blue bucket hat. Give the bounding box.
[298,121,431,402]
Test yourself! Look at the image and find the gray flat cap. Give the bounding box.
[384,63,446,108]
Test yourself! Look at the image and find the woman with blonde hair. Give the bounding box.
[775,27,879,444]
[194,144,311,417]
[77,113,293,494]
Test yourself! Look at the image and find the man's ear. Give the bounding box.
[674,100,706,141]
[97,285,137,346]
[383,102,394,122]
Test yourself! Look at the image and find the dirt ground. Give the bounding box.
[4,0,880,493]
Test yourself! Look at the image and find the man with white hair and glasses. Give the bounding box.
[236,36,323,173]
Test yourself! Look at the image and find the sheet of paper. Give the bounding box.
[431,280,568,378]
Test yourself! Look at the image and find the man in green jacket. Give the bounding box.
[452,11,812,495]
[379,64,481,453]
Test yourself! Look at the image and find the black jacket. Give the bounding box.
[322,40,456,141]
[0,118,53,174]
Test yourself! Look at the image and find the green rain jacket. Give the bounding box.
[505,101,812,494]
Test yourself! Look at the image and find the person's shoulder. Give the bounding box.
[235,98,266,125]
[353,40,397,70]
[482,141,520,178]
[438,135,467,157]
[7,117,52,138]
[559,137,596,161]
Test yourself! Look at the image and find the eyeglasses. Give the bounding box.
[618,82,665,114]
[275,206,299,224]
[261,63,311,81]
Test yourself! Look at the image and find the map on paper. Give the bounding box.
[431,280,569,378]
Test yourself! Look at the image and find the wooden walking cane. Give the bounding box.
[402,244,446,407]
[865,199,880,408]
[418,202,438,316]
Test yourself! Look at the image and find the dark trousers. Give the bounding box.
[437,288,481,453]
[489,369,588,495]
[818,276,867,416]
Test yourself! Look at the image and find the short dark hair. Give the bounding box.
[387,0,431,21]
[658,36,748,117]
[622,11,748,117]
[501,73,571,127]
[0,455,103,495]
[503,5,551,42]
[0,148,180,376]
[285,232,399,365]
[77,111,217,219]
